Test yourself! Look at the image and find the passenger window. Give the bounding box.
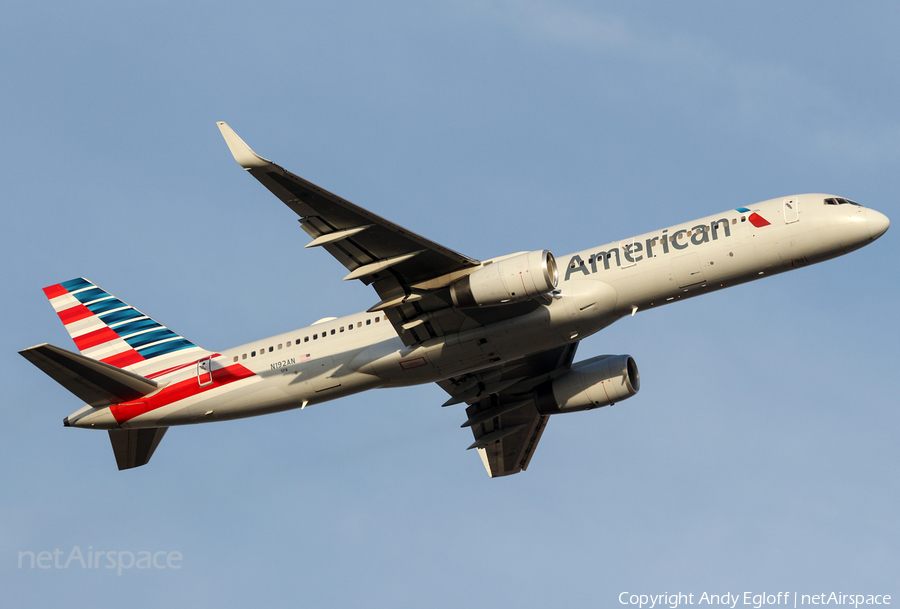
[340,326,344,332]
[732,218,737,225]
[741,216,746,222]
[330,329,335,335]
[251,351,256,357]
[269,346,274,353]
[357,322,362,328]
[286,341,291,347]
[233,356,238,362]
[375,317,380,322]
[304,336,309,342]
[366,319,371,325]
[242,354,247,360]
[278,344,282,350]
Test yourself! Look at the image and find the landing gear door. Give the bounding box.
[197,356,213,387]
[783,197,799,224]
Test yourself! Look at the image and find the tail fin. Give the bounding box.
[41,278,208,375]
[108,428,168,470]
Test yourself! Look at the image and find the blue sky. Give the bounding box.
[2,2,898,607]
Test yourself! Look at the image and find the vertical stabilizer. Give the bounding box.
[108,428,168,470]
[41,278,208,375]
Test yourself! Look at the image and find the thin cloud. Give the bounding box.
[471,0,900,166]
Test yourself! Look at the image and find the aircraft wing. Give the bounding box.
[437,342,579,477]
[217,122,484,345]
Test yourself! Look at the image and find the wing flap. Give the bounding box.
[305,225,373,248]
[343,251,425,281]
[467,422,529,450]
[461,398,531,428]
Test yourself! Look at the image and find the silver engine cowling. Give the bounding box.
[534,354,640,415]
[450,250,558,308]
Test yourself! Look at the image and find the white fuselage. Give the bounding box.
[69,194,888,430]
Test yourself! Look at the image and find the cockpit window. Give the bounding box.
[824,197,860,206]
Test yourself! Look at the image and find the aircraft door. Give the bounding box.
[197,356,213,387]
[671,253,706,288]
[309,356,342,392]
[783,197,799,224]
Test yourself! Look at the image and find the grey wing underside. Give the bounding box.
[437,342,579,477]
[217,122,485,346]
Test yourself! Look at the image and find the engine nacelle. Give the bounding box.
[534,354,640,415]
[450,250,558,308]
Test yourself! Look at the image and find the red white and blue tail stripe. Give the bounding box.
[42,278,208,375]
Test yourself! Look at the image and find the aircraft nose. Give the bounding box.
[867,209,890,240]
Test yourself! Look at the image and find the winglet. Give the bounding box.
[216,122,273,169]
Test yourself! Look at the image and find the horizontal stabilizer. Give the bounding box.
[20,343,158,408]
[109,427,168,470]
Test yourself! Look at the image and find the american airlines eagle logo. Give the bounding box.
[736,207,770,228]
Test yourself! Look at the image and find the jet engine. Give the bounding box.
[450,250,558,308]
[534,354,639,415]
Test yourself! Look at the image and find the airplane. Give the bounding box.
[19,122,890,476]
